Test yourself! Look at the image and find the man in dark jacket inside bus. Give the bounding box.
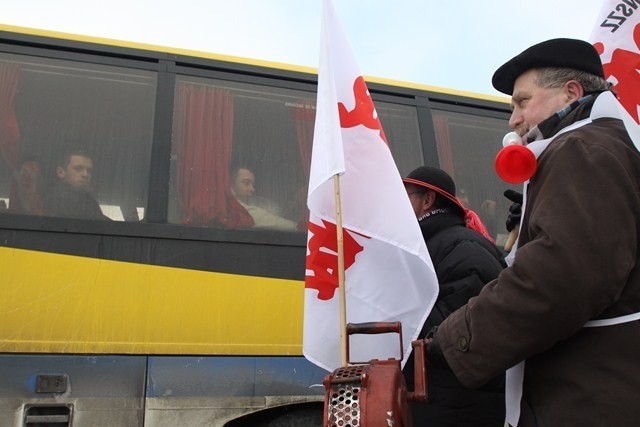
[402,166,506,426]
[43,150,110,220]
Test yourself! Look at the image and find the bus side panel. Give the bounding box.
[0,355,146,426]
[0,246,304,355]
[144,356,326,426]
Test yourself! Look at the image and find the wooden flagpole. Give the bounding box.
[333,173,348,367]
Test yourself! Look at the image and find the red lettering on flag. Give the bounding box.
[594,23,640,123]
[338,76,388,143]
[305,219,367,300]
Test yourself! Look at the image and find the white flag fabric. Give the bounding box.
[303,0,439,372]
[589,0,640,123]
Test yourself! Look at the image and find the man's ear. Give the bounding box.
[56,166,65,179]
[565,80,584,103]
[424,190,437,210]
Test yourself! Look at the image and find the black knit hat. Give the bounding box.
[403,166,464,213]
[492,38,605,95]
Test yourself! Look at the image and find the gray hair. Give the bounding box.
[534,67,612,94]
[536,67,612,94]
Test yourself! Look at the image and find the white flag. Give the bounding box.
[303,0,439,372]
[589,0,640,123]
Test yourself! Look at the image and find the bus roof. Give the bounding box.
[0,23,509,105]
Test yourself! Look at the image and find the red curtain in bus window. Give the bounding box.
[174,83,253,228]
[0,64,43,215]
[289,98,315,227]
[289,98,315,177]
[433,114,455,176]
[0,63,20,172]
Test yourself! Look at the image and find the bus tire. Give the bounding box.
[264,407,323,427]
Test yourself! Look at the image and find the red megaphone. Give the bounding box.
[494,132,537,184]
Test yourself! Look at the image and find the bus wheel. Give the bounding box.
[264,407,322,427]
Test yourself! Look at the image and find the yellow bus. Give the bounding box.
[0,24,512,426]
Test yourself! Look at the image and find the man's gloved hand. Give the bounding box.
[425,326,450,370]
[503,189,523,232]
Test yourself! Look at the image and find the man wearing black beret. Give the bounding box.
[428,38,640,426]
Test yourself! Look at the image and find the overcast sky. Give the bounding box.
[2,0,605,97]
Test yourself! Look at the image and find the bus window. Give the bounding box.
[431,109,515,246]
[0,53,156,221]
[377,102,424,176]
[168,77,425,232]
[169,76,313,231]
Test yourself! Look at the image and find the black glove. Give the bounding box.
[503,189,523,232]
[425,326,450,370]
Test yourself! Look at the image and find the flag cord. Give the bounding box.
[333,174,348,367]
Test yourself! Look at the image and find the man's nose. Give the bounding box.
[508,110,522,130]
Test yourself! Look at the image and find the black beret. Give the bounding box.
[492,38,605,95]
[403,166,465,213]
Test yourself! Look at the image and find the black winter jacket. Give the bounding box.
[43,181,110,221]
[404,208,506,427]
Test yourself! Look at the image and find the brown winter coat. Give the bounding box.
[437,96,640,426]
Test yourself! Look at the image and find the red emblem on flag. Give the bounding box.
[594,23,640,123]
[338,76,388,143]
[305,219,367,300]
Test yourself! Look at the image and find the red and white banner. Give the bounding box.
[589,0,640,123]
[303,0,439,372]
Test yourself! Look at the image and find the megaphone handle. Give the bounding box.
[504,228,518,252]
[408,338,428,402]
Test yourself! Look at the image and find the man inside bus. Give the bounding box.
[43,150,110,220]
[426,38,640,426]
[231,166,298,231]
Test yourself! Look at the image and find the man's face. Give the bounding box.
[508,69,569,137]
[406,184,428,219]
[57,155,93,190]
[232,168,255,203]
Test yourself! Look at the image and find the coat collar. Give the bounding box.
[526,94,599,143]
[419,208,465,240]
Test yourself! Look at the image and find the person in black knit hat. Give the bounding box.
[402,165,506,427]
